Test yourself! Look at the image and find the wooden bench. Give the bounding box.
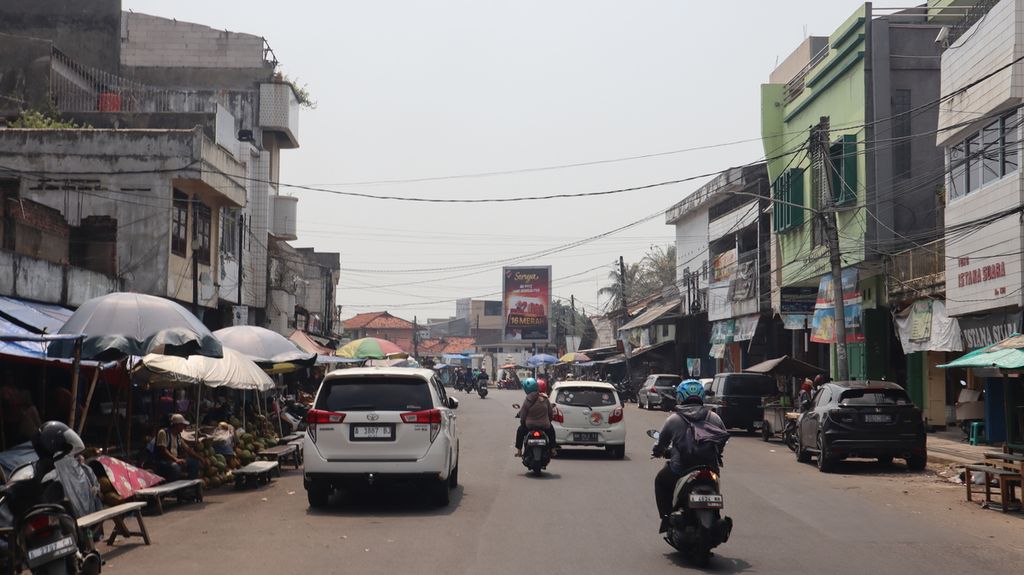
[133,479,204,515]
[278,433,302,445]
[965,454,1023,512]
[233,461,279,490]
[77,502,151,546]
[257,444,300,470]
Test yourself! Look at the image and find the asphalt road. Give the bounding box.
[106,389,1024,574]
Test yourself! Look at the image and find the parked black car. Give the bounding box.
[705,373,777,433]
[795,381,927,473]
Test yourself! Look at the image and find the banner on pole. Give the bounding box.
[503,266,551,342]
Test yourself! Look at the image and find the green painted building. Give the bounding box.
[760,4,945,380]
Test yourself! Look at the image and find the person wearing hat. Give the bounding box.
[152,413,201,481]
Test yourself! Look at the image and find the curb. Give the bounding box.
[927,451,976,467]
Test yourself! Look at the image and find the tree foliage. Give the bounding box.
[598,245,677,311]
[8,109,88,129]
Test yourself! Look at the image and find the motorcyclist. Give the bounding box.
[652,380,726,533]
[514,377,556,458]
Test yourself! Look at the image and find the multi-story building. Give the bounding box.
[342,311,417,352]
[761,4,945,379]
[932,0,1024,442]
[0,0,334,335]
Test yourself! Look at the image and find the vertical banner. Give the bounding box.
[503,266,551,342]
[810,268,864,344]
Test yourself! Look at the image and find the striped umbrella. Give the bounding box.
[336,337,408,359]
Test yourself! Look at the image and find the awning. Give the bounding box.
[628,340,674,359]
[744,355,824,377]
[0,296,72,334]
[289,329,334,356]
[618,301,680,332]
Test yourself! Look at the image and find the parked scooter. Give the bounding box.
[0,422,102,575]
[647,429,732,567]
[512,404,551,475]
[477,384,488,399]
[614,379,638,403]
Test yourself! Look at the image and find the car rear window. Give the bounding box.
[721,375,776,396]
[654,376,682,388]
[839,389,912,406]
[317,377,433,412]
[555,387,618,407]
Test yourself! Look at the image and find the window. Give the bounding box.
[838,389,912,406]
[720,374,776,396]
[829,134,857,205]
[317,377,433,412]
[221,209,239,257]
[484,301,503,316]
[171,190,188,256]
[1003,111,1018,175]
[661,324,669,337]
[555,387,618,407]
[893,90,911,180]
[193,202,211,264]
[948,112,1020,201]
[772,167,805,232]
[982,120,1001,185]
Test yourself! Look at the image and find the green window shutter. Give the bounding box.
[773,168,804,232]
[832,134,857,206]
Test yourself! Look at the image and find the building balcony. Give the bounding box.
[269,193,298,241]
[259,82,300,149]
[885,239,945,299]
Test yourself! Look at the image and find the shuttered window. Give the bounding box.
[829,134,857,206]
[772,167,805,233]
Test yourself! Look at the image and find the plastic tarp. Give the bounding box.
[91,456,164,499]
[0,316,46,358]
[894,300,963,354]
[744,355,824,377]
[139,347,275,391]
[55,457,102,518]
[289,329,334,355]
[0,296,72,334]
[0,441,36,479]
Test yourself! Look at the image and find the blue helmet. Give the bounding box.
[676,379,705,405]
[521,377,538,393]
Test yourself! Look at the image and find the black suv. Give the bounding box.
[795,381,927,473]
[705,373,777,433]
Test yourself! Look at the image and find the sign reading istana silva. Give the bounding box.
[503,266,551,342]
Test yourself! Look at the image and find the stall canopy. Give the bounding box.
[289,329,334,356]
[0,296,72,334]
[744,355,825,378]
[138,347,276,391]
[938,333,1024,370]
[214,326,315,367]
[618,301,680,332]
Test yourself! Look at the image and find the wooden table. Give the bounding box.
[257,444,300,469]
[233,461,280,490]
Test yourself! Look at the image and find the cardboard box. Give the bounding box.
[955,388,984,421]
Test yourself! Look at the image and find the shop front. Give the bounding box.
[953,309,1022,443]
[893,299,964,430]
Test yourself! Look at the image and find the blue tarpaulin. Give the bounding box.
[0,296,72,334]
[0,316,47,358]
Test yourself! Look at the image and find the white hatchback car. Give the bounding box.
[303,367,460,508]
[550,381,626,458]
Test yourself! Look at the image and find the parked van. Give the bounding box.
[705,373,777,433]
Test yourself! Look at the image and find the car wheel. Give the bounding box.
[307,480,330,509]
[816,433,834,473]
[431,477,451,507]
[877,456,893,466]
[761,422,771,442]
[906,454,926,471]
[448,464,459,489]
[795,433,811,463]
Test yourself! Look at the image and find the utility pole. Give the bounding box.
[570,294,577,352]
[619,256,633,385]
[413,315,419,359]
[817,116,850,380]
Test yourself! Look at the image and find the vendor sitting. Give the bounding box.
[152,414,201,481]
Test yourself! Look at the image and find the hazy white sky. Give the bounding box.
[124,0,868,321]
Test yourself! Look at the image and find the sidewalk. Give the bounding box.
[927,429,993,466]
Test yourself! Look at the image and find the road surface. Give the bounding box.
[106,389,1024,574]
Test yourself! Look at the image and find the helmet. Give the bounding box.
[675,379,705,405]
[32,421,85,460]
[521,377,538,393]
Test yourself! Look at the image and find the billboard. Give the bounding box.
[503,266,551,342]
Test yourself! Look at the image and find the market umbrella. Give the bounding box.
[744,355,824,378]
[137,347,275,392]
[337,337,409,360]
[47,292,222,360]
[527,353,559,367]
[558,352,591,364]
[213,326,316,367]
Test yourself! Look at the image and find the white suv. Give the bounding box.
[551,381,626,459]
[303,367,460,508]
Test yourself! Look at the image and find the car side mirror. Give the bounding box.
[800,400,811,412]
[448,397,460,410]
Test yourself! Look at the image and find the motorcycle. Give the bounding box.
[613,379,638,403]
[0,422,102,575]
[477,384,488,398]
[512,404,551,475]
[647,429,732,567]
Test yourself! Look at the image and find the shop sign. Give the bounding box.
[908,299,933,343]
[710,319,735,344]
[730,259,756,302]
[733,314,760,342]
[780,287,818,314]
[958,311,1021,350]
[711,249,737,283]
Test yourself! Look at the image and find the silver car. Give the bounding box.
[638,374,683,410]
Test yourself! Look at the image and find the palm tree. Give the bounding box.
[598,261,643,311]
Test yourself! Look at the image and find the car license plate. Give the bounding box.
[864,414,892,423]
[27,536,76,565]
[753,420,763,429]
[573,432,599,442]
[351,424,394,441]
[689,494,723,508]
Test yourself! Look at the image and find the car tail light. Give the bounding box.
[306,409,346,424]
[402,409,442,442]
[552,406,564,423]
[609,406,623,424]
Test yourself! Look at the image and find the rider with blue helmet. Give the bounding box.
[514,377,555,458]
[652,379,728,532]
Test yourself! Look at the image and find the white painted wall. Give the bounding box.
[708,201,757,242]
[674,210,709,289]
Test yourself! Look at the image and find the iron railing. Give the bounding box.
[885,239,946,297]
[783,44,829,105]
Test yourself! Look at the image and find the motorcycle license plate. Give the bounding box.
[688,494,723,508]
[752,421,763,429]
[573,432,599,442]
[526,439,547,446]
[27,535,76,567]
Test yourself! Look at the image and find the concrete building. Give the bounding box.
[0,1,331,334]
[761,4,946,379]
[932,0,1024,443]
[342,311,417,352]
